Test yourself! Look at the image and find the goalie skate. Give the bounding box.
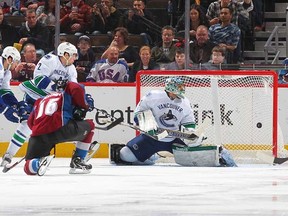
[109,144,132,165]
[37,155,55,176]
[69,155,92,174]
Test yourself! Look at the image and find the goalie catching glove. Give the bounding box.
[180,124,206,147]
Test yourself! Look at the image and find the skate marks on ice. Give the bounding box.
[1,158,288,216]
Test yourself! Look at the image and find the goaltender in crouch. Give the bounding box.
[110,77,237,167]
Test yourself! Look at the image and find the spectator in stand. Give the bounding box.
[175,4,209,42]
[208,7,241,64]
[0,2,12,15]
[253,0,264,31]
[60,0,92,34]
[206,0,252,26]
[190,25,216,64]
[201,45,227,70]
[74,35,96,82]
[12,43,38,81]
[87,46,129,83]
[18,8,51,54]
[151,25,177,67]
[0,7,20,52]
[90,2,105,34]
[101,27,139,68]
[36,0,56,27]
[128,46,160,82]
[19,0,45,15]
[123,0,154,45]
[164,46,193,70]
[90,0,124,34]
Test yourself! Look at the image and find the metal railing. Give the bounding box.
[264,26,281,64]
[264,6,288,64]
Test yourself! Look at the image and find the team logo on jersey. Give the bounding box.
[44,54,52,59]
[159,110,177,127]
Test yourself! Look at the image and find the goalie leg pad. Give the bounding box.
[109,144,132,165]
[172,144,220,167]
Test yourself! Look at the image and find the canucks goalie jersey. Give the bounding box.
[135,89,195,142]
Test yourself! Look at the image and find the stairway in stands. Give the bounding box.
[243,0,287,64]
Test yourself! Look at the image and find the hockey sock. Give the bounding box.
[6,121,31,156]
[24,159,40,175]
[74,141,90,159]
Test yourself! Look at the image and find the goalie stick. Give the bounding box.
[93,107,211,141]
[98,120,204,141]
[2,157,25,173]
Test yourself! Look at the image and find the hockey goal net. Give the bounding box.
[136,70,285,164]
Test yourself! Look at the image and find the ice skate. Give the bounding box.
[37,155,55,176]
[0,153,12,167]
[219,147,237,167]
[69,154,92,174]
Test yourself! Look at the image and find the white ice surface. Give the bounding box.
[1,158,288,216]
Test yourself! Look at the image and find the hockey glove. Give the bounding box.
[17,101,30,122]
[85,94,94,112]
[2,106,19,123]
[73,107,87,120]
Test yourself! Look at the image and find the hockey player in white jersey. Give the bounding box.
[0,46,29,124]
[110,77,237,166]
[0,42,79,167]
[86,46,129,83]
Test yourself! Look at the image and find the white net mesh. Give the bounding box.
[137,70,286,164]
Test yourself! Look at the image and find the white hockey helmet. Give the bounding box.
[2,46,21,63]
[165,77,185,99]
[57,42,78,59]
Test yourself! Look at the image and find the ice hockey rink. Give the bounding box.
[1,158,288,216]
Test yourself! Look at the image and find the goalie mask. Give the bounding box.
[165,77,185,99]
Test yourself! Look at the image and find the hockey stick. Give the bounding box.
[93,107,124,130]
[84,141,100,162]
[256,152,288,165]
[2,157,25,173]
[273,157,288,165]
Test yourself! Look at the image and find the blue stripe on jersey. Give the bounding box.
[34,76,51,89]
[62,91,74,125]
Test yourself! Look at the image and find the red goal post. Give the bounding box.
[136,70,282,164]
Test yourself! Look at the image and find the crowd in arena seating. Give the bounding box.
[0,0,284,83]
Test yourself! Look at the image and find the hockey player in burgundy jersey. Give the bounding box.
[24,81,95,175]
[1,42,79,169]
